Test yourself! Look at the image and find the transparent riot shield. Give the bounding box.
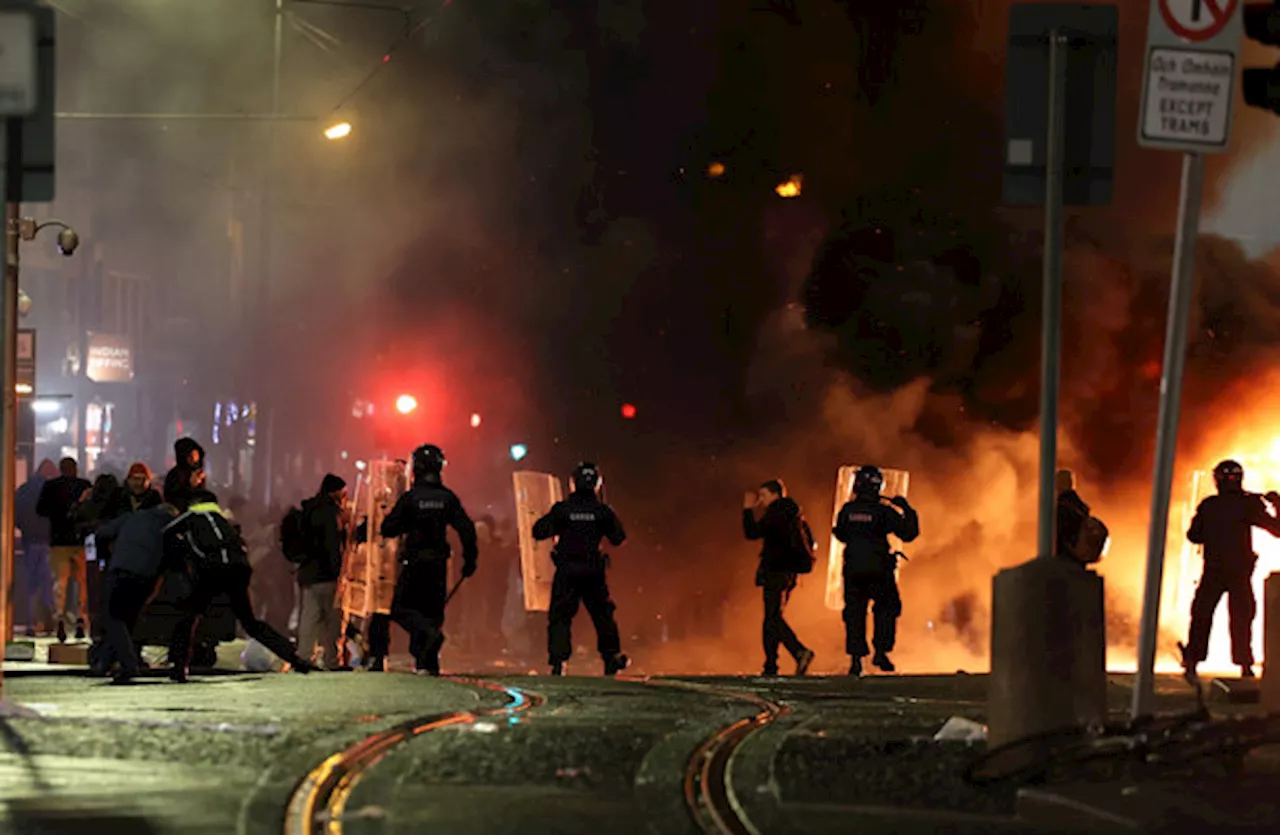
[824,466,911,611]
[340,459,410,625]
[512,470,563,612]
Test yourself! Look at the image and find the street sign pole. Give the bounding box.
[1037,28,1067,561]
[1132,152,1205,719]
[1131,0,1243,720]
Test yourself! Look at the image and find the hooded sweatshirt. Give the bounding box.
[742,497,805,576]
[163,438,207,511]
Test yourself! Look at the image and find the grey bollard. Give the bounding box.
[988,556,1108,749]
[1263,573,1280,714]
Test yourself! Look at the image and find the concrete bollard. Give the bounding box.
[988,556,1108,749]
[1263,573,1280,714]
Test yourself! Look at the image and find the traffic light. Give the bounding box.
[395,394,418,415]
[1244,2,1280,114]
[510,444,528,461]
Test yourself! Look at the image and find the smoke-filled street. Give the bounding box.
[0,659,1242,835]
[4,0,1280,832]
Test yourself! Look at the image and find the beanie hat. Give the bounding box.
[320,473,347,495]
[127,462,152,481]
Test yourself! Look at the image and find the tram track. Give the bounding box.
[282,676,545,835]
[633,678,792,835]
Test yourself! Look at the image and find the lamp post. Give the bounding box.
[1,214,79,652]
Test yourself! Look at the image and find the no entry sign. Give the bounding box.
[1159,0,1240,42]
[1138,0,1242,152]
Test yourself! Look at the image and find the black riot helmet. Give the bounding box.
[853,465,884,498]
[1213,459,1244,493]
[570,462,603,495]
[412,444,447,480]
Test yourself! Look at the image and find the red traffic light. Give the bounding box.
[621,403,637,419]
[396,394,418,415]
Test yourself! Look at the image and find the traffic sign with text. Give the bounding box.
[1139,0,1243,152]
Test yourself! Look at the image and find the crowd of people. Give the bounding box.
[25,435,1260,685]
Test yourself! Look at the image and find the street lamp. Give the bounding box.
[324,121,353,140]
[2,211,80,647]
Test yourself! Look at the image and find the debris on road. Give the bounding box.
[933,716,987,742]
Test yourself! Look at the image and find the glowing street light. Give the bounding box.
[510,444,528,462]
[774,173,803,198]
[395,394,418,415]
[324,121,353,140]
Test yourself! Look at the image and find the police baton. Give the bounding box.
[444,575,467,608]
[418,576,469,655]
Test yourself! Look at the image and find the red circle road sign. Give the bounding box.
[1159,0,1239,42]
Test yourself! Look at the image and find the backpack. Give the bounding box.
[785,516,817,575]
[280,505,308,563]
[177,507,248,566]
[1069,515,1109,565]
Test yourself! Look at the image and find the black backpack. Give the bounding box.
[785,515,817,575]
[280,505,308,563]
[176,507,248,566]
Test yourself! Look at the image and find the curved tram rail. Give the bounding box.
[637,678,792,835]
[283,677,544,835]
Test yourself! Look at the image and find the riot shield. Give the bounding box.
[1166,464,1279,670]
[340,460,409,623]
[512,470,563,612]
[824,466,911,611]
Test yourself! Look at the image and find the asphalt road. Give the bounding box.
[0,663,1273,835]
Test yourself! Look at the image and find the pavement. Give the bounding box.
[0,644,1274,834]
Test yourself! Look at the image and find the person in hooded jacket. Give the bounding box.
[94,503,184,684]
[743,479,816,677]
[376,445,478,675]
[833,465,919,677]
[297,474,349,670]
[534,462,629,677]
[163,438,206,512]
[15,459,58,635]
[165,478,315,682]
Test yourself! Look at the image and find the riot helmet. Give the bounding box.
[853,465,884,498]
[571,462,603,495]
[412,444,447,479]
[1213,459,1244,493]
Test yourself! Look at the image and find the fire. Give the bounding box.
[774,174,803,198]
[1157,437,1280,675]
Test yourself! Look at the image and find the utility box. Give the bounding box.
[1263,573,1280,713]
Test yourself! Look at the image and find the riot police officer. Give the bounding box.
[533,462,628,676]
[377,444,478,676]
[832,465,919,677]
[1180,459,1280,684]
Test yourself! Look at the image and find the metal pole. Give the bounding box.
[1036,29,1068,561]
[2,201,16,654]
[252,0,283,507]
[1132,152,1206,720]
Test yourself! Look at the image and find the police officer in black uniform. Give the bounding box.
[1180,459,1280,684]
[376,444,478,676]
[533,462,629,676]
[832,465,919,677]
